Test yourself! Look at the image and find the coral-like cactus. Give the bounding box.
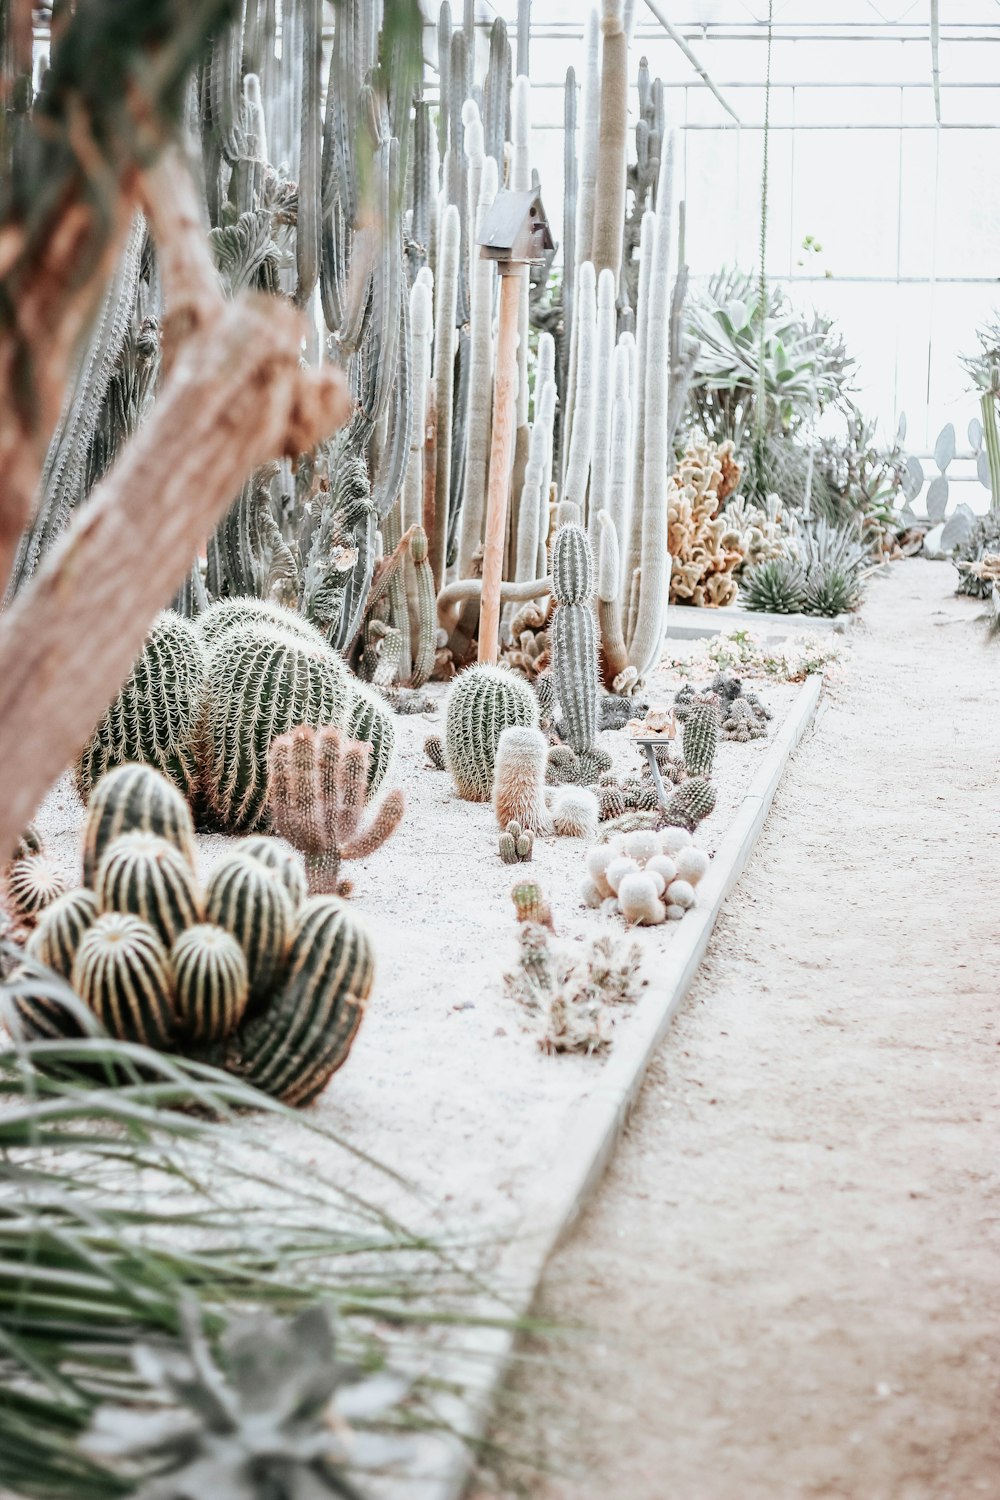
[493,726,552,835]
[76,612,206,801]
[200,623,352,833]
[82,764,197,887]
[205,854,293,1012]
[95,832,203,949]
[6,856,66,928]
[72,912,176,1048]
[444,664,539,802]
[235,837,308,910]
[26,888,98,978]
[663,777,717,832]
[266,725,405,896]
[682,701,720,778]
[667,441,749,609]
[550,523,599,755]
[511,879,554,931]
[224,897,375,1107]
[551,786,600,841]
[171,924,250,1043]
[499,822,534,864]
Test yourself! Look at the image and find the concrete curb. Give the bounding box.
[417,674,825,1500]
[666,605,853,641]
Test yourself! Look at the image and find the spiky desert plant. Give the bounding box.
[14,824,42,860]
[458,150,498,578]
[511,879,554,930]
[199,623,352,833]
[596,509,630,689]
[432,203,461,587]
[550,523,600,755]
[802,562,861,617]
[444,664,539,802]
[266,725,405,897]
[236,836,309,910]
[5,855,66,927]
[722,697,767,743]
[225,896,375,1106]
[344,679,397,798]
[663,777,717,833]
[552,786,600,841]
[587,268,618,547]
[406,525,438,689]
[205,853,294,1012]
[493,726,553,835]
[424,734,446,771]
[82,763,197,888]
[563,261,596,514]
[742,556,807,615]
[94,831,203,948]
[682,701,720,777]
[590,0,628,279]
[196,596,331,650]
[499,822,534,864]
[171,923,250,1042]
[72,912,176,1048]
[75,611,206,801]
[26,887,99,978]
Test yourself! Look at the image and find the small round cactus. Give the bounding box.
[345,681,397,799]
[663,778,717,833]
[6,856,66,927]
[205,854,293,1011]
[551,787,599,841]
[26,888,99,978]
[444,665,539,802]
[236,837,308,911]
[171,924,250,1042]
[499,822,534,864]
[95,832,203,948]
[72,912,175,1047]
[510,880,553,930]
[424,735,446,771]
[82,764,197,887]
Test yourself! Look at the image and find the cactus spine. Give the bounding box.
[171,924,249,1042]
[205,854,294,1011]
[82,765,197,888]
[493,726,553,835]
[26,888,98,978]
[550,525,599,755]
[227,897,375,1106]
[683,702,720,778]
[6,856,66,927]
[344,681,397,798]
[95,832,204,949]
[444,665,540,802]
[72,913,175,1048]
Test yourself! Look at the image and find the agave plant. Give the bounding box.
[740,556,807,616]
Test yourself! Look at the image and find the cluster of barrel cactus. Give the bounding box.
[582,826,710,926]
[12,765,373,1107]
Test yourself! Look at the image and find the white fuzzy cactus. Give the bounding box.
[494,726,553,835]
[583,820,708,924]
[551,786,600,841]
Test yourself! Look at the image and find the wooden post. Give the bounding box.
[478,263,526,664]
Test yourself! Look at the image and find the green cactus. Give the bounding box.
[344,680,397,799]
[76,612,206,801]
[200,623,352,833]
[225,896,375,1107]
[72,912,176,1048]
[550,523,599,755]
[5,855,67,928]
[171,924,250,1042]
[407,525,437,689]
[683,701,720,778]
[81,764,197,888]
[26,888,98,979]
[205,854,294,1013]
[424,734,446,770]
[195,597,331,651]
[663,777,717,833]
[510,879,553,930]
[499,822,534,864]
[236,837,309,911]
[444,664,540,802]
[95,832,204,949]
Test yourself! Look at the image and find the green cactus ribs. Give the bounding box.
[444,664,539,802]
[550,523,599,756]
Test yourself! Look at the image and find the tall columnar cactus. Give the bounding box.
[26,888,98,979]
[82,764,197,888]
[561,65,577,415]
[493,725,553,835]
[205,853,294,1011]
[596,510,630,688]
[590,0,628,280]
[563,261,597,517]
[605,338,634,640]
[511,73,533,451]
[457,151,498,579]
[171,924,250,1043]
[444,664,540,801]
[76,612,206,802]
[623,209,656,614]
[587,268,618,546]
[550,524,599,755]
[432,203,461,588]
[267,725,405,896]
[226,896,375,1107]
[94,832,204,949]
[562,7,600,472]
[682,701,720,778]
[72,912,176,1049]
[200,623,352,833]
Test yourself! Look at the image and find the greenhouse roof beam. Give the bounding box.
[641,0,742,126]
[930,0,942,124]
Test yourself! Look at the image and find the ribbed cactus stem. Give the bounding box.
[550,524,599,755]
[407,525,438,688]
[624,210,656,611]
[628,133,675,680]
[597,510,630,686]
[403,275,433,680]
[607,339,634,568]
[458,154,499,578]
[563,261,597,516]
[515,426,548,584]
[587,267,618,547]
[432,204,461,588]
[512,74,532,432]
[537,377,558,576]
[444,664,540,802]
[574,7,601,282]
[591,0,628,279]
[562,66,578,423]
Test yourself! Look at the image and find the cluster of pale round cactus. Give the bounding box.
[581,827,711,926]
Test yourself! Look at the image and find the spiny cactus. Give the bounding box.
[195,597,331,650]
[682,701,720,778]
[72,912,175,1048]
[344,680,397,799]
[26,888,98,978]
[82,764,197,888]
[236,836,308,910]
[200,623,352,833]
[722,698,767,743]
[663,777,717,833]
[15,824,42,860]
[266,725,405,896]
[171,924,250,1042]
[551,786,600,841]
[741,556,807,615]
[444,664,539,802]
[597,782,626,821]
[225,897,375,1107]
[76,612,205,801]
[499,822,534,864]
[95,831,204,949]
[5,856,66,928]
[511,879,554,931]
[545,743,613,787]
[424,734,446,771]
[205,853,293,1012]
[493,726,552,835]
[550,523,599,755]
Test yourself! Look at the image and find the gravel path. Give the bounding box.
[475,559,1000,1500]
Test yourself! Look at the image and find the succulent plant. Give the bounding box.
[236,836,309,910]
[444,664,539,802]
[76,611,206,801]
[722,697,768,743]
[5,855,66,927]
[205,853,294,1013]
[663,777,717,833]
[802,562,861,617]
[344,680,397,799]
[499,822,534,864]
[493,725,552,835]
[551,786,600,841]
[72,912,176,1048]
[171,923,250,1042]
[682,701,720,778]
[26,887,98,978]
[267,725,405,896]
[95,831,203,949]
[550,523,599,755]
[82,763,197,887]
[741,556,807,615]
[424,734,446,771]
[511,879,554,931]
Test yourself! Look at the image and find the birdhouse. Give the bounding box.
[477,189,555,268]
